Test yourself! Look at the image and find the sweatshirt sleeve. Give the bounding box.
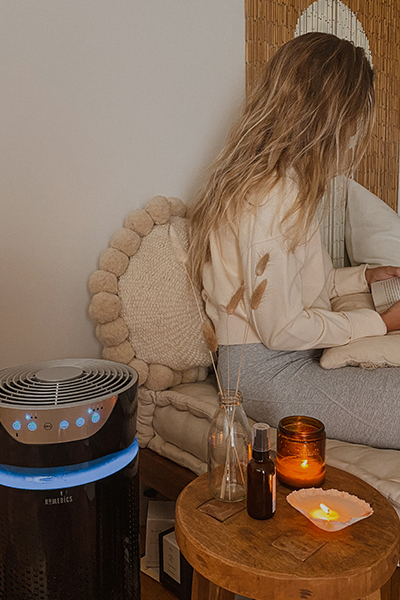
[328,264,370,298]
[241,227,386,351]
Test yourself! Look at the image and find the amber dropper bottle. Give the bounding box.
[247,423,276,520]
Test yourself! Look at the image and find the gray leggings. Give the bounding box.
[218,344,400,450]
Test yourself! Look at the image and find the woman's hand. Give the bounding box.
[365,266,400,288]
[381,300,400,332]
[366,266,400,331]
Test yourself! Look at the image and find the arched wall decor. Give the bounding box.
[245,0,400,214]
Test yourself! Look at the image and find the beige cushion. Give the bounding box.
[346,179,400,267]
[320,293,400,369]
[137,377,220,473]
[137,378,400,518]
[322,181,400,369]
[118,216,210,373]
[88,196,211,391]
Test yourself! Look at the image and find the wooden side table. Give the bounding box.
[175,466,400,600]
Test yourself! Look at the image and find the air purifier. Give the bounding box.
[0,358,139,600]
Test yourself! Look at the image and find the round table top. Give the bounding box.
[175,466,400,600]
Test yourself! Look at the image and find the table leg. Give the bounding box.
[360,590,381,600]
[360,568,400,600]
[191,570,235,600]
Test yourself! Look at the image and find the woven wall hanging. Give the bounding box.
[245,0,400,215]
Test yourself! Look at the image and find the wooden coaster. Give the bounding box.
[271,531,327,562]
[197,499,246,522]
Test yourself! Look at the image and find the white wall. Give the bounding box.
[0,1,245,369]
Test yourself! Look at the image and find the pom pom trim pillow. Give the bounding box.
[89,196,211,391]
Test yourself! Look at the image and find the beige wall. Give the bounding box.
[0,1,245,368]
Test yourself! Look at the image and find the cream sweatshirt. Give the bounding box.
[202,179,387,351]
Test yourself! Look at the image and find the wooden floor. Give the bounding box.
[140,518,180,600]
[141,572,179,600]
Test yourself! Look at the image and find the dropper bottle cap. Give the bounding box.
[252,423,270,453]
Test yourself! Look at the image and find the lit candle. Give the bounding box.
[276,416,326,488]
[276,455,325,488]
[310,503,339,521]
[287,488,374,532]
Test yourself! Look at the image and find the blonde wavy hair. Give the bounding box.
[189,32,375,284]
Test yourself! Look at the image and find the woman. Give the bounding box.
[189,32,400,449]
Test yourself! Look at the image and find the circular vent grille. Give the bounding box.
[0,359,137,407]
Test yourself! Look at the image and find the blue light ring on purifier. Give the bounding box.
[0,437,139,490]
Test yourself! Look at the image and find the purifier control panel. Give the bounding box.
[0,396,117,444]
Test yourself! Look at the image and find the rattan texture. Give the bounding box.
[245,0,400,213]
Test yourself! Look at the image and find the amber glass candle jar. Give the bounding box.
[276,416,326,488]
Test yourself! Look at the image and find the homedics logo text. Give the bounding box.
[44,492,73,506]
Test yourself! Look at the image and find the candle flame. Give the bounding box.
[320,503,330,515]
[301,460,308,468]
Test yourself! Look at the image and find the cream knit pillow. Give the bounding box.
[320,293,400,369]
[89,196,211,390]
[320,181,400,369]
[345,179,400,267]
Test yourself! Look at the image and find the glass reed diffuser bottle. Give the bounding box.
[207,390,252,502]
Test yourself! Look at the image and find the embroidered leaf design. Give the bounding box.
[255,252,270,277]
[250,279,267,310]
[226,285,245,315]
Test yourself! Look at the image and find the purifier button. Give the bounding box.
[44,422,53,430]
[91,412,100,424]
[28,422,37,432]
[59,420,69,430]
[76,417,85,427]
[12,421,21,431]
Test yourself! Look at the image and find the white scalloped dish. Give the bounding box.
[286,487,373,531]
